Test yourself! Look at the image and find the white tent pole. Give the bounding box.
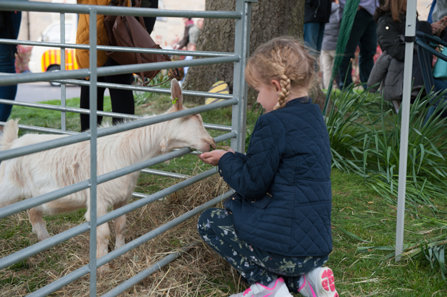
[395,0,417,261]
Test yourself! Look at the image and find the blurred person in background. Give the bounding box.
[338,0,379,90]
[76,0,158,131]
[304,0,332,52]
[174,17,194,50]
[0,10,22,135]
[320,0,341,89]
[188,18,204,48]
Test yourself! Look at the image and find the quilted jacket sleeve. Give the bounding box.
[217,115,283,201]
[367,53,391,91]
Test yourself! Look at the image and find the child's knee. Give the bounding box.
[197,208,213,234]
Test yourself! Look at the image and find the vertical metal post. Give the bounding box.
[60,12,67,131]
[231,0,254,152]
[88,8,98,296]
[395,0,416,261]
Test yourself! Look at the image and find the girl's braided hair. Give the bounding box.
[245,36,316,110]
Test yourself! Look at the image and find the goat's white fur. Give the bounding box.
[0,79,215,271]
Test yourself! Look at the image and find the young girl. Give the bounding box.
[197,37,338,297]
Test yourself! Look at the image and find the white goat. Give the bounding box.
[0,79,215,270]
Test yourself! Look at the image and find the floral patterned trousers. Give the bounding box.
[197,208,328,293]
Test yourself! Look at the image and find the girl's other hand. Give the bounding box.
[199,149,233,166]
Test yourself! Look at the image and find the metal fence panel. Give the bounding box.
[0,0,252,295]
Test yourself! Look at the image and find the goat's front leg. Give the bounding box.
[28,207,50,241]
[96,222,111,273]
[85,204,111,273]
[113,202,127,249]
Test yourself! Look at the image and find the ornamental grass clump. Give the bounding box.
[326,88,447,276]
[326,88,447,212]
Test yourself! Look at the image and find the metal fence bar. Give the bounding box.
[141,168,190,179]
[0,131,235,269]
[1,78,234,100]
[26,266,91,297]
[59,12,67,131]
[0,56,239,86]
[0,166,217,270]
[0,98,140,121]
[231,0,251,152]
[24,173,233,297]
[0,98,237,161]
[0,38,236,59]
[0,2,241,19]
[87,9,99,295]
[5,123,77,135]
[0,120,231,137]
[0,180,89,220]
[0,124,89,161]
[48,79,235,100]
[0,222,90,269]
[101,190,235,297]
[97,170,222,265]
[0,122,236,288]
[93,132,233,190]
[0,129,233,221]
[102,248,186,297]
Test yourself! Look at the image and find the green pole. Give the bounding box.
[323,0,361,115]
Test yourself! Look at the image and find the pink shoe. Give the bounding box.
[298,267,339,297]
[229,277,293,297]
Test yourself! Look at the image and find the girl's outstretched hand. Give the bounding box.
[199,149,233,166]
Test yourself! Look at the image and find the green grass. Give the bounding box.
[2,89,447,296]
[9,97,111,132]
[330,170,447,296]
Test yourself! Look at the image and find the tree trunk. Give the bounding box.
[184,0,305,105]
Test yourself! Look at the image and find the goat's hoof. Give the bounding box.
[115,239,125,249]
[36,232,51,241]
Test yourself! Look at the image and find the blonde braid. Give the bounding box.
[271,45,291,110]
[274,74,291,110]
[278,74,292,108]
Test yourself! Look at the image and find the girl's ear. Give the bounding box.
[271,79,281,92]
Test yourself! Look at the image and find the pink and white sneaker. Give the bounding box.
[229,277,293,297]
[298,267,339,297]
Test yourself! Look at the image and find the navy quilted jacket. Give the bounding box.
[219,97,332,257]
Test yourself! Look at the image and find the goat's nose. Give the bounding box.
[201,137,215,152]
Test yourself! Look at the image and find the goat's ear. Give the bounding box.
[170,78,183,111]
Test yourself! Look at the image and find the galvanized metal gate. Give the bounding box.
[0,0,254,295]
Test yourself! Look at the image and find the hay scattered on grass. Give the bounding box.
[0,175,246,296]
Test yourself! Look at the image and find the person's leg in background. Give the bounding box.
[338,9,372,90]
[140,0,158,34]
[304,22,325,52]
[316,23,325,52]
[80,79,106,131]
[320,49,336,89]
[103,59,134,126]
[358,11,377,89]
[0,11,22,132]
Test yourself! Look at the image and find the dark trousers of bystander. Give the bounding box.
[304,22,326,52]
[338,8,377,90]
[0,11,22,123]
[80,59,134,131]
